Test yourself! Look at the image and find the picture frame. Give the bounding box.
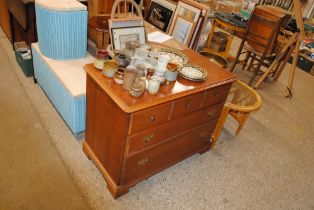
[169,0,209,49]
[108,18,145,50]
[109,17,144,29]
[111,26,146,51]
[145,0,177,33]
[189,16,203,48]
[180,0,209,50]
[171,16,195,45]
[168,1,201,34]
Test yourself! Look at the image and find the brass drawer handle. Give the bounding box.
[149,115,155,122]
[143,134,154,143]
[137,158,149,166]
[207,109,216,117]
[185,102,192,109]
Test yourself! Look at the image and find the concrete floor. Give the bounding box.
[0,29,90,209]
[0,26,314,210]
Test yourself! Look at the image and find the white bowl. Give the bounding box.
[102,68,116,78]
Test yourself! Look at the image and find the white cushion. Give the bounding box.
[35,0,87,11]
[32,43,94,97]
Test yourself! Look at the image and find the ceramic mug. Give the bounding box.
[148,75,160,95]
[114,68,125,85]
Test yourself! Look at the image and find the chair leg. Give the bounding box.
[230,36,247,72]
[249,55,265,86]
[242,51,251,70]
[211,107,229,148]
[247,54,256,72]
[235,113,249,135]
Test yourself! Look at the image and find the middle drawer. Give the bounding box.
[127,102,222,156]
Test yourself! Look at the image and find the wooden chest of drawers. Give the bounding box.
[83,49,237,198]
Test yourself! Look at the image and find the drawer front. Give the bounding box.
[129,102,172,134]
[202,84,231,108]
[170,92,204,119]
[123,122,215,184]
[128,102,223,155]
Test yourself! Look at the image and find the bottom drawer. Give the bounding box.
[123,121,216,184]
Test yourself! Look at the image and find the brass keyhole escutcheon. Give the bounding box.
[207,109,216,117]
[149,115,155,122]
[143,134,154,143]
[185,102,192,109]
[137,158,149,166]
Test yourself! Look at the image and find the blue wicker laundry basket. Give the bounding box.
[35,0,88,60]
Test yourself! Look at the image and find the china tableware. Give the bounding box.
[166,62,179,82]
[129,82,144,97]
[114,68,125,84]
[157,48,188,66]
[94,50,109,70]
[102,60,119,78]
[178,64,208,81]
[148,75,160,94]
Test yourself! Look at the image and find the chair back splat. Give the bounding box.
[111,0,143,19]
[230,6,281,86]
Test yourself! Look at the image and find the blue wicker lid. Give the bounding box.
[35,0,87,11]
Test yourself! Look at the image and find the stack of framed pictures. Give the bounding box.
[145,0,177,33]
[109,18,146,51]
[168,0,209,49]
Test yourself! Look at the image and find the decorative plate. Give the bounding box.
[157,48,188,66]
[179,64,208,81]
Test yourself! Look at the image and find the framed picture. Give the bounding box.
[169,1,201,34]
[109,18,144,29]
[109,18,145,49]
[112,26,146,50]
[171,16,195,45]
[146,0,177,32]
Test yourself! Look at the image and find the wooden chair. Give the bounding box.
[111,0,143,19]
[230,10,280,86]
[211,80,262,148]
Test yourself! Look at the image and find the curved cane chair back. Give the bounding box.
[111,0,143,19]
[211,80,262,148]
[226,80,262,112]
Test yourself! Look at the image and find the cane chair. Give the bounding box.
[211,80,262,148]
[111,0,143,19]
[230,11,280,86]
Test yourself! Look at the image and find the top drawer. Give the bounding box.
[202,84,231,108]
[170,92,204,120]
[129,102,172,134]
